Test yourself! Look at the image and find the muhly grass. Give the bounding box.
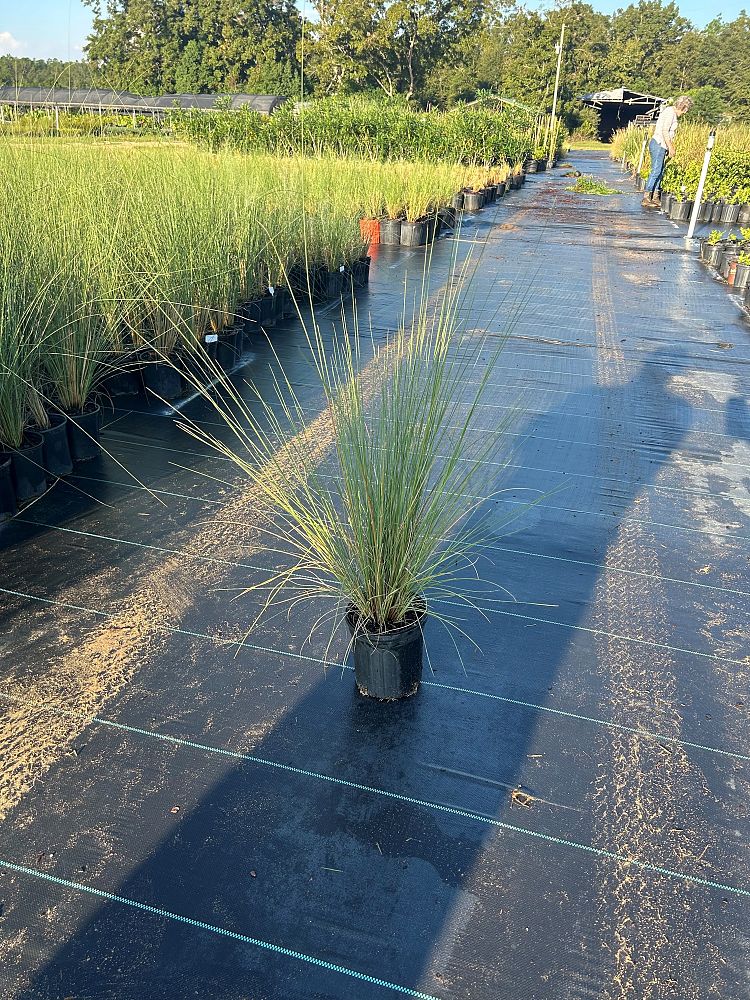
[169,239,538,647]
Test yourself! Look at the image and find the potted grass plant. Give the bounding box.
[44,261,112,462]
[171,256,527,700]
[0,257,49,505]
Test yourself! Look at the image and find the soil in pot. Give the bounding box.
[346,603,426,700]
[143,356,184,400]
[34,412,73,478]
[463,191,484,211]
[0,455,16,521]
[380,218,402,246]
[400,220,428,247]
[67,403,102,462]
[9,432,47,503]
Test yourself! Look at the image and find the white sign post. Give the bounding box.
[686,130,716,242]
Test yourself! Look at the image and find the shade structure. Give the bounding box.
[0,87,288,116]
[580,86,666,141]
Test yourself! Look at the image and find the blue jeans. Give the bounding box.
[645,139,667,194]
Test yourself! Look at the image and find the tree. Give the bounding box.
[82,0,303,95]
[686,85,727,124]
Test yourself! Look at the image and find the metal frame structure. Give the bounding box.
[0,87,287,117]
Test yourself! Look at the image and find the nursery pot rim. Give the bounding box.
[345,598,428,642]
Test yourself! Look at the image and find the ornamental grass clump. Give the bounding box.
[172,250,522,642]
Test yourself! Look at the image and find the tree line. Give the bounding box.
[1,1,748,129]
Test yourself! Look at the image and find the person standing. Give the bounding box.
[641,95,694,208]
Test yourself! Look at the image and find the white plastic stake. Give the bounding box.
[687,130,716,241]
[636,132,648,177]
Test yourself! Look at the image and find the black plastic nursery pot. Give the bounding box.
[661,192,674,214]
[739,203,750,226]
[526,159,538,174]
[711,201,725,223]
[721,203,741,225]
[733,262,750,292]
[400,220,428,247]
[509,175,523,190]
[450,192,464,210]
[634,175,644,191]
[66,403,102,463]
[699,200,715,223]
[260,292,276,327]
[352,256,371,288]
[9,432,47,503]
[272,286,287,321]
[318,268,344,300]
[346,604,427,701]
[101,361,143,399]
[0,455,16,521]
[379,218,402,246]
[483,185,497,204]
[243,298,262,337]
[143,356,184,401]
[463,191,484,211]
[216,328,242,371]
[669,199,693,222]
[537,159,547,172]
[35,412,73,479]
[438,205,457,230]
[705,243,724,268]
[496,181,507,197]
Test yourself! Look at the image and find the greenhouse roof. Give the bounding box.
[0,87,287,114]
[580,87,666,106]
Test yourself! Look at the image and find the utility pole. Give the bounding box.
[548,22,566,169]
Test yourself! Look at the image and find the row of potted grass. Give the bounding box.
[171,95,541,167]
[0,144,527,519]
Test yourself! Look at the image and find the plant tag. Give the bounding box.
[205,334,218,343]
[339,265,345,273]
[268,285,275,295]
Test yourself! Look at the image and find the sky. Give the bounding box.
[0,0,744,61]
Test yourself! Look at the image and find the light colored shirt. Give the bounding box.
[653,106,679,149]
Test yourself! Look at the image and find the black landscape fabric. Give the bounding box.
[1,153,748,999]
